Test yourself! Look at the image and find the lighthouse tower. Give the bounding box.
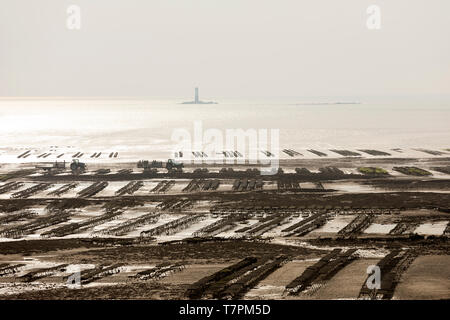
[195,87,199,104]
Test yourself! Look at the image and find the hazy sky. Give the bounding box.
[1,0,449,98]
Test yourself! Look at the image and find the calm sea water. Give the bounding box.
[0,99,449,154]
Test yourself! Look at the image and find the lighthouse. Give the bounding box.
[182,87,217,104]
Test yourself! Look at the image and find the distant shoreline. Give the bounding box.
[293,102,361,106]
[181,101,218,105]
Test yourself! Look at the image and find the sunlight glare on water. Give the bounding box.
[0,99,449,151]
